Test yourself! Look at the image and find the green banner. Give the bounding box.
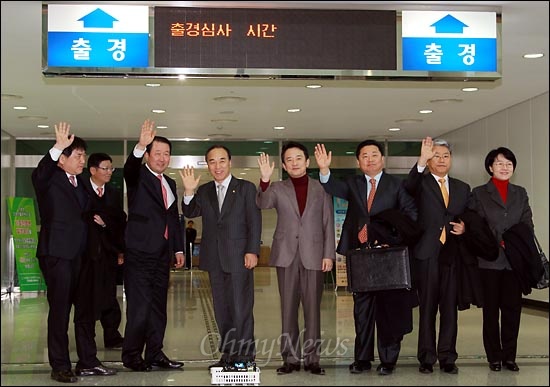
[6,197,46,291]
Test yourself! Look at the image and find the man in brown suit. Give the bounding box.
[257,141,335,376]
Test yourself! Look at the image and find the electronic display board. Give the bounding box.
[154,7,397,71]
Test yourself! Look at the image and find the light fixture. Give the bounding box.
[523,53,544,59]
[287,108,301,113]
[462,87,479,92]
[305,84,322,89]
[145,83,161,87]
[13,106,27,110]
[388,127,401,132]
[37,125,49,128]
[151,109,166,114]
[273,126,285,130]
[419,109,433,114]
[156,125,168,129]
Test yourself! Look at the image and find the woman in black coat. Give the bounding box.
[469,147,534,373]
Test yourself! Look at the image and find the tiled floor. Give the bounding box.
[1,267,548,386]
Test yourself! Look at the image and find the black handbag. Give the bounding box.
[534,235,549,290]
[346,246,411,292]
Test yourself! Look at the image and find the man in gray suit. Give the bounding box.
[256,142,335,376]
[180,145,262,369]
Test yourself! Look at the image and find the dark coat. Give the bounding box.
[82,178,126,319]
[456,209,499,310]
[502,222,543,295]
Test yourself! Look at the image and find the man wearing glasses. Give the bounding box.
[82,153,126,353]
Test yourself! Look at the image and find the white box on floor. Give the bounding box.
[210,366,260,386]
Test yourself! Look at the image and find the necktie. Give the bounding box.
[217,184,225,211]
[358,178,376,244]
[69,175,77,187]
[367,178,376,211]
[97,187,103,197]
[157,175,169,239]
[439,178,449,244]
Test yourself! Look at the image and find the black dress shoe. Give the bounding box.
[51,370,77,383]
[276,362,300,374]
[349,360,371,374]
[123,360,152,372]
[304,363,325,375]
[377,363,394,375]
[419,363,433,374]
[503,361,519,372]
[441,363,459,374]
[489,362,502,371]
[75,364,117,376]
[151,355,184,369]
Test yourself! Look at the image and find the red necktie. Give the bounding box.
[69,175,77,187]
[358,178,377,244]
[97,187,103,197]
[157,175,169,239]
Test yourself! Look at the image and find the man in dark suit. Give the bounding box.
[82,153,125,350]
[184,220,197,270]
[122,119,185,372]
[314,141,417,376]
[256,142,335,376]
[403,136,472,374]
[180,145,262,369]
[32,122,116,383]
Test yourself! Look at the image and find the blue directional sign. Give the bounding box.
[47,4,149,68]
[402,11,497,72]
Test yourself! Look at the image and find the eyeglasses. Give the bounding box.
[493,162,513,168]
[97,167,116,172]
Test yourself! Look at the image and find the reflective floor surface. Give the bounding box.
[1,267,548,386]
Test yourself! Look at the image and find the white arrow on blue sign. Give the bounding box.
[402,11,497,72]
[47,4,149,68]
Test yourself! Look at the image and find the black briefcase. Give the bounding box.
[346,246,411,292]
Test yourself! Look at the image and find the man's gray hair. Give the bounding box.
[433,138,452,154]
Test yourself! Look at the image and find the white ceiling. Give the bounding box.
[1,1,548,143]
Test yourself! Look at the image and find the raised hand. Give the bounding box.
[314,143,332,175]
[419,136,435,166]
[179,165,201,195]
[54,122,74,151]
[138,119,156,150]
[257,152,275,182]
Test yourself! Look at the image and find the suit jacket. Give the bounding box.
[404,164,472,262]
[82,179,126,260]
[32,152,90,260]
[183,176,262,273]
[470,179,534,270]
[256,177,335,270]
[124,153,184,254]
[322,171,417,256]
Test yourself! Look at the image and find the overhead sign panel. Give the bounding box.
[402,11,497,72]
[47,4,149,68]
[154,7,396,71]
